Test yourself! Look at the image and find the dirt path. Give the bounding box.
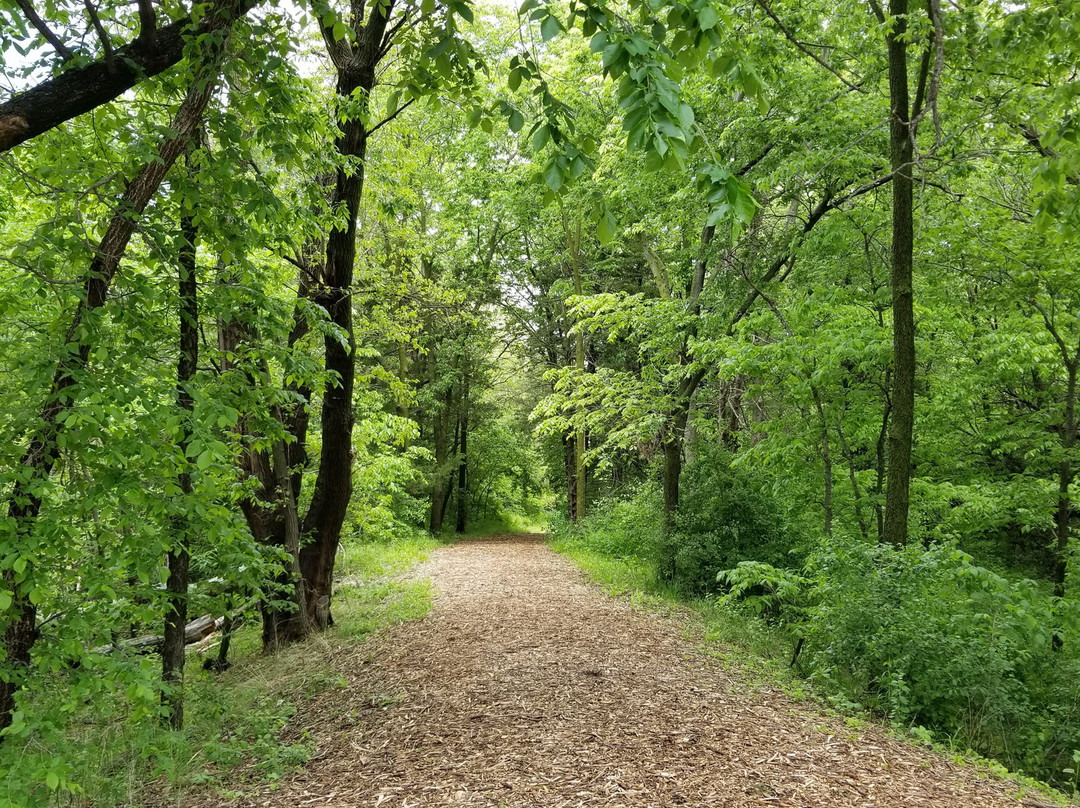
[227,535,1042,807]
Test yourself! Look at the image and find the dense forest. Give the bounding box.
[0,0,1078,803]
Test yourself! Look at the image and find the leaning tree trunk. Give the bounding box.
[880,0,916,547]
[162,197,199,729]
[298,2,394,630]
[0,21,233,735]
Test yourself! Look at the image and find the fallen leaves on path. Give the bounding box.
[197,535,1045,807]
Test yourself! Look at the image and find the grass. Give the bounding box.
[1,532,440,808]
[550,532,1074,806]
[549,538,796,683]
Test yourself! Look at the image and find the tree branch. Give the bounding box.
[14,0,75,62]
[366,96,415,136]
[0,0,259,154]
[136,0,157,42]
[83,0,116,73]
[755,0,866,93]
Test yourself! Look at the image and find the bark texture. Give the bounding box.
[881,0,916,547]
[297,0,395,631]
[0,0,255,153]
[162,204,199,729]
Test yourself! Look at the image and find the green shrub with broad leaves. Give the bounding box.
[719,539,1080,785]
[659,446,799,595]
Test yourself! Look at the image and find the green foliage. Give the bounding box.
[0,533,437,807]
[716,537,1080,788]
[551,482,664,560]
[660,447,798,595]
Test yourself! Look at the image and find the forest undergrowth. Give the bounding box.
[548,483,1080,804]
[1,533,438,808]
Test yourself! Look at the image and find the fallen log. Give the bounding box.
[95,614,222,655]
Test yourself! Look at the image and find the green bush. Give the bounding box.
[548,482,664,560]
[721,537,1080,785]
[660,447,797,595]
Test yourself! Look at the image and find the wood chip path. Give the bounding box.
[211,534,1047,807]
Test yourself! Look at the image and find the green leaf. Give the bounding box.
[197,450,214,471]
[422,0,435,13]
[597,207,617,244]
[544,161,564,192]
[46,772,59,791]
[540,13,562,42]
[532,124,551,151]
[698,6,719,29]
[0,591,11,612]
[509,109,525,132]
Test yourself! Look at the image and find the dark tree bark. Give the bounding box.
[0,15,234,734]
[1054,361,1076,599]
[297,0,395,631]
[0,0,256,153]
[455,377,470,534]
[880,0,917,547]
[162,199,199,729]
[565,434,578,522]
[835,419,870,540]
[1035,304,1080,600]
[660,224,712,530]
[429,349,453,534]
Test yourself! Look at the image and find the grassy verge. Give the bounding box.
[550,538,797,684]
[550,535,1072,806]
[7,533,439,808]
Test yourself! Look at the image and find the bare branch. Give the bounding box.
[14,0,75,62]
[83,0,116,73]
[755,0,866,93]
[909,0,944,147]
[366,96,415,136]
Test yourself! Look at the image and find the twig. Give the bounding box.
[367,97,416,136]
[755,0,866,93]
[83,0,116,73]
[15,0,75,61]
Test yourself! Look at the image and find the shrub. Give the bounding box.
[721,537,1080,784]
[549,482,664,560]
[659,446,797,594]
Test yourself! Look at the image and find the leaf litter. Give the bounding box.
[191,534,1052,807]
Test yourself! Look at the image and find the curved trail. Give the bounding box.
[227,535,1034,807]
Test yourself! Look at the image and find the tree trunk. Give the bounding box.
[0,29,231,735]
[875,369,892,540]
[663,407,690,532]
[298,3,394,630]
[429,383,452,534]
[1055,361,1077,598]
[455,377,469,534]
[836,419,870,540]
[162,202,199,729]
[811,387,833,537]
[880,0,916,547]
[565,434,578,522]
[570,221,586,520]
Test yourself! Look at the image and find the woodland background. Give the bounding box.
[0,0,1078,803]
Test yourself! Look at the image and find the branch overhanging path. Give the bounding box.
[183,536,1039,807]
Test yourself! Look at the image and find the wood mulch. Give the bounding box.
[194,534,1054,807]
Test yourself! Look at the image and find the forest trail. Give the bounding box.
[216,535,1038,807]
